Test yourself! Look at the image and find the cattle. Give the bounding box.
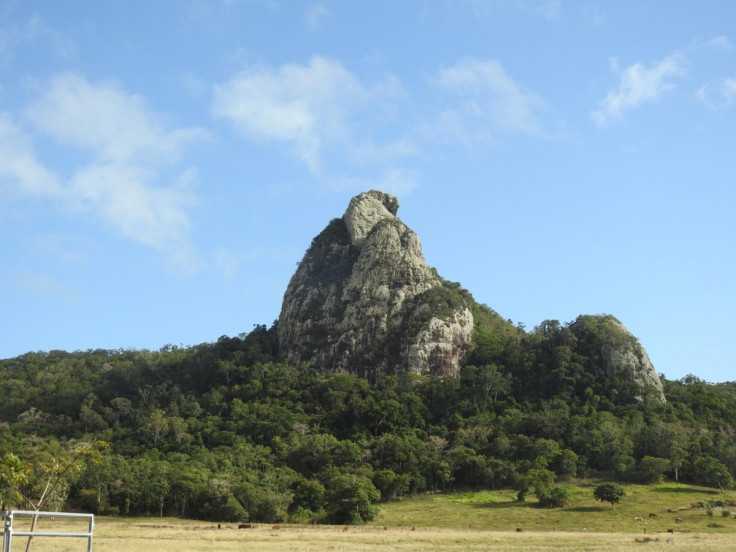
[411,527,416,531]
[383,526,388,531]
[343,525,350,531]
[667,528,674,534]
[675,517,683,523]
[634,517,643,522]
[217,524,221,529]
[516,528,522,533]
[238,523,252,529]
[271,525,280,530]
[649,513,657,519]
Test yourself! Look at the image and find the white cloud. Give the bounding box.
[26,73,206,164]
[0,113,62,196]
[69,162,195,253]
[704,36,732,51]
[8,73,207,269]
[591,53,687,127]
[306,3,329,31]
[213,55,405,173]
[697,78,736,108]
[430,58,546,141]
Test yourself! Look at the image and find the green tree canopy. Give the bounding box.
[593,483,625,509]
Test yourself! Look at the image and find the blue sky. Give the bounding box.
[1,1,734,383]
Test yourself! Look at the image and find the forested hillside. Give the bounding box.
[1,314,735,524]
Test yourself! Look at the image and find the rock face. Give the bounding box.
[569,314,665,402]
[278,190,473,380]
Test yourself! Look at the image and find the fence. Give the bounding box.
[1,510,94,552]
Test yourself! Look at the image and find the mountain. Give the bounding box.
[278,190,665,402]
[278,190,473,381]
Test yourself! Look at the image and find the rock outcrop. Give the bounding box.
[569,314,665,402]
[278,190,473,380]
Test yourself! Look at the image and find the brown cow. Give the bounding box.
[383,526,388,531]
[649,513,657,519]
[272,525,280,530]
[343,525,350,531]
[667,528,674,534]
[411,527,416,531]
[675,517,683,523]
[516,528,523,532]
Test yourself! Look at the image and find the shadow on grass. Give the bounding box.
[469,501,536,510]
[657,486,720,495]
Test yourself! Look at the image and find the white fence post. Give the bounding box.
[2,511,12,552]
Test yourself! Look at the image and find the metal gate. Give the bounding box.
[2,510,94,552]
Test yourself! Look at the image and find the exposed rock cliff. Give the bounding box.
[278,190,473,380]
[569,314,665,402]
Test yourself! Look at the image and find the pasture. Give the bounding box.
[4,483,735,551]
[372,482,736,534]
[6,519,736,552]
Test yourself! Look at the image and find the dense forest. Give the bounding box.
[1,301,735,524]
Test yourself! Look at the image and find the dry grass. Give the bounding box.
[4,518,736,552]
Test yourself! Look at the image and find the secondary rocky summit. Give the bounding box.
[278,190,473,380]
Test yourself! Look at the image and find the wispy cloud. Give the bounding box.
[702,36,732,51]
[9,269,77,303]
[32,234,89,265]
[697,78,736,108]
[27,73,206,164]
[0,114,62,196]
[306,3,329,31]
[591,53,687,127]
[466,0,561,20]
[430,58,547,142]
[0,14,76,65]
[7,73,208,270]
[212,55,407,173]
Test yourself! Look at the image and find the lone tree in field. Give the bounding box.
[593,483,625,509]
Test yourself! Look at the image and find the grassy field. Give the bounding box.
[371,481,736,534]
[4,483,735,551]
[6,518,736,552]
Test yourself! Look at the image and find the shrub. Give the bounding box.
[538,486,573,508]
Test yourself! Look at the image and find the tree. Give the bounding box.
[478,364,512,404]
[141,409,169,448]
[691,455,735,492]
[593,483,625,509]
[632,456,670,484]
[324,473,380,524]
[1,442,105,552]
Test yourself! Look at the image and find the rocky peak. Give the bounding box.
[277,190,473,380]
[569,314,665,402]
[343,190,400,245]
